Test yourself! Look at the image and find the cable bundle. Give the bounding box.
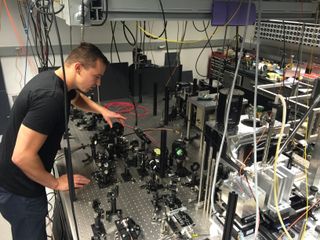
[104,101,149,119]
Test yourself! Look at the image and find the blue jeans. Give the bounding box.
[0,186,48,240]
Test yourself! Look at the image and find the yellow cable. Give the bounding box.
[138,25,214,44]
[273,94,293,240]
[138,0,244,44]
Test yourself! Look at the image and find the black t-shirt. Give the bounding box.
[0,70,76,197]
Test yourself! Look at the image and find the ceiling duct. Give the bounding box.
[53,0,319,26]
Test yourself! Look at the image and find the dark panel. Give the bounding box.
[130,65,182,96]
[102,62,130,100]
[92,62,130,101]
[181,70,193,83]
[164,52,180,67]
[211,1,256,26]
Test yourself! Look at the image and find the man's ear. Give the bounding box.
[74,62,82,74]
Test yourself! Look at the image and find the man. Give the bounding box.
[0,42,126,239]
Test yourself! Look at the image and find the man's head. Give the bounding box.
[65,42,109,92]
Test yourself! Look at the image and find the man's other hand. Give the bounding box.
[55,174,90,191]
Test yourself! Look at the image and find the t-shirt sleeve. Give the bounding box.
[22,96,61,135]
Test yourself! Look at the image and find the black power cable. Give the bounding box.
[121,21,136,46]
[143,21,167,40]
[19,1,40,69]
[192,20,213,50]
[142,21,146,53]
[110,21,121,62]
[192,20,210,32]
[158,0,171,68]
[110,22,114,63]
[194,26,219,78]
[203,21,213,51]
[25,1,57,70]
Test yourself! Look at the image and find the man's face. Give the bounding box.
[75,59,106,93]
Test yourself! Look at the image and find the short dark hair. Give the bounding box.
[65,42,109,68]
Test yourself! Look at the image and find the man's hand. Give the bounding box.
[55,174,91,191]
[101,108,126,128]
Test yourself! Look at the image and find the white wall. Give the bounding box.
[0,215,11,240]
